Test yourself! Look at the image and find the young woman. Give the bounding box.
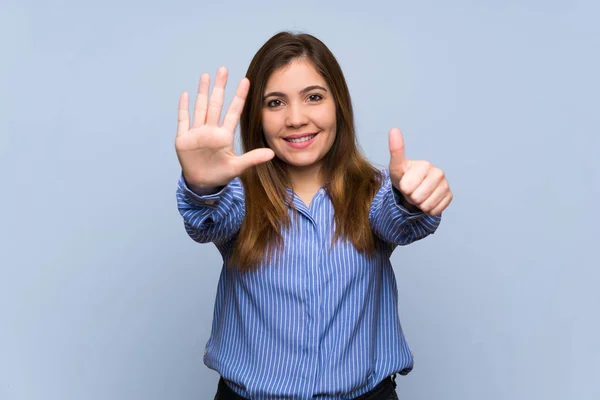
[175,32,452,400]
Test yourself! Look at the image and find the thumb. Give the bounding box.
[236,148,275,172]
[389,128,407,174]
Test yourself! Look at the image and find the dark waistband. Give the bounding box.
[217,375,397,400]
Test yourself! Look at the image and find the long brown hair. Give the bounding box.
[230,31,384,272]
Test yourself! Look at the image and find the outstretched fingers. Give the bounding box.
[177,91,189,136]
[192,73,210,128]
[222,78,250,133]
[206,67,228,126]
[235,148,275,174]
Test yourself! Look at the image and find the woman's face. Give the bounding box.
[261,58,337,175]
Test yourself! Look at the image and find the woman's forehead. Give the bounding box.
[264,59,328,93]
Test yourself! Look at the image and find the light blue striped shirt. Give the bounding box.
[176,168,441,399]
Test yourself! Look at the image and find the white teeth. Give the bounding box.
[286,134,316,143]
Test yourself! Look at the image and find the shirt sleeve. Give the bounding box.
[369,168,442,246]
[176,173,245,245]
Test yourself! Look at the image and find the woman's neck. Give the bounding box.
[287,163,325,192]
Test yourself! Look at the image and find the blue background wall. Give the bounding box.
[1,1,598,398]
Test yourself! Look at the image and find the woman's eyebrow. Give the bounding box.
[264,85,328,98]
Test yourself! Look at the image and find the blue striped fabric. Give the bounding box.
[176,168,441,399]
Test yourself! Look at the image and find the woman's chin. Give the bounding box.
[283,158,322,170]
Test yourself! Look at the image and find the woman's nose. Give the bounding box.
[285,103,308,128]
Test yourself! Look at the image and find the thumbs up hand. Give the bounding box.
[388,128,453,216]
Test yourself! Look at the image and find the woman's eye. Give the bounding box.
[307,94,323,102]
[266,99,282,108]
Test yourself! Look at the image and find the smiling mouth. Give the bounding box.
[284,133,318,143]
